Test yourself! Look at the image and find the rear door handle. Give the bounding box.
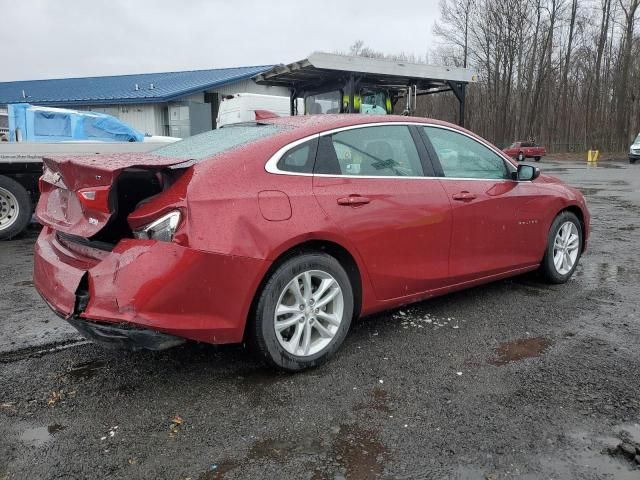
[337,195,371,206]
[452,191,477,201]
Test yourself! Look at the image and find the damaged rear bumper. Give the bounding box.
[34,226,269,348]
[66,316,185,351]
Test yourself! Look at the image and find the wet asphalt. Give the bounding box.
[1,159,639,479]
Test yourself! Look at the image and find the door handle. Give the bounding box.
[337,195,371,206]
[452,191,477,201]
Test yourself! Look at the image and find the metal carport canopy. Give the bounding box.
[253,52,477,126]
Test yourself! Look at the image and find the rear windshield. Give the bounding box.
[154,124,283,160]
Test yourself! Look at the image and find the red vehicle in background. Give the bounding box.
[503,141,546,162]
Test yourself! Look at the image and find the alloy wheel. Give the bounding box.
[274,270,344,357]
[553,221,580,275]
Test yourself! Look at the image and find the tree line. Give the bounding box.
[352,0,640,152]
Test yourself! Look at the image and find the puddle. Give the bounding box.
[543,448,639,479]
[332,424,389,479]
[579,187,604,196]
[66,360,106,379]
[575,262,627,285]
[20,424,67,446]
[198,461,238,479]
[201,425,388,479]
[489,337,551,366]
[355,387,393,415]
[12,280,34,287]
[619,423,640,444]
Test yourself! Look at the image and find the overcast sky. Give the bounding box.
[0,0,440,82]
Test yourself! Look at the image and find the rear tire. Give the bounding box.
[0,175,32,240]
[534,156,541,162]
[540,211,583,284]
[250,252,354,371]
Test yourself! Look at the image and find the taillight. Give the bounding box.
[76,186,111,213]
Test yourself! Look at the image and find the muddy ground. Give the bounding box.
[1,159,639,479]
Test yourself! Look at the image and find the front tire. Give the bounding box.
[0,175,32,240]
[250,252,354,371]
[534,156,541,162]
[631,158,637,164]
[540,211,583,284]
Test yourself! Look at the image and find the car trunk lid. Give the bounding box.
[37,153,188,239]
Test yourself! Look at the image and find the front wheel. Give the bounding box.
[631,158,637,164]
[534,156,541,162]
[540,212,583,284]
[250,252,354,371]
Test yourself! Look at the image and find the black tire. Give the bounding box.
[0,175,32,240]
[250,252,354,371]
[517,152,525,162]
[534,156,541,162]
[540,211,583,284]
[631,158,637,164]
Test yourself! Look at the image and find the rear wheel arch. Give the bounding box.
[245,239,363,341]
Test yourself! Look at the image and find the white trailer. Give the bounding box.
[216,93,301,128]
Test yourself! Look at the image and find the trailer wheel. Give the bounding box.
[0,175,32,240]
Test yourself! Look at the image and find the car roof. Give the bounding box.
[261,114,462,137]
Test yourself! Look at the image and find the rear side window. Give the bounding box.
[424,126,510,180]
[154,124,283,160]
[316,125,424,177]
[276,138,318,174]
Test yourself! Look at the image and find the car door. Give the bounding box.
[312,124,452,300]
[421,125,542,283]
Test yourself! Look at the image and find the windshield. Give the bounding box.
[154,124,283,160]
[634,133,640,145]
[305,91,342,114]
[360,92,388,115]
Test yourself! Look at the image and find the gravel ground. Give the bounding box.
[1,159,639,479]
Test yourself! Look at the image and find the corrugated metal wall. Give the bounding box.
[78,104,165,136]
[75,81,290,137]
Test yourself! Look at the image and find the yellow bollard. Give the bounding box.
[587,150,600,163]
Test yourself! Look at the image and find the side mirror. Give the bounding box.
[517,164,540,181]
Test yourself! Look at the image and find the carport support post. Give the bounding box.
[447,81,467,128]
[348,74,355,113]
[290,88,298,116]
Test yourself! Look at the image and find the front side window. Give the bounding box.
[424,127,511,180]
[318,125,424,177]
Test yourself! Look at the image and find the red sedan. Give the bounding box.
[33,115,589,371]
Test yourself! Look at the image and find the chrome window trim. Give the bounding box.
[264,121,518,181]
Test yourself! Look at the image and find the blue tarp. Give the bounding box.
[8,103,144,142]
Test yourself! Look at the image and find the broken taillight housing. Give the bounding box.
[132,210,181,242]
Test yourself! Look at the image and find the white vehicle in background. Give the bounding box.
[629,133,640,164]
[216,93,300,128]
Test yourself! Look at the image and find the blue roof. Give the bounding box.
[0,65,273,106]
